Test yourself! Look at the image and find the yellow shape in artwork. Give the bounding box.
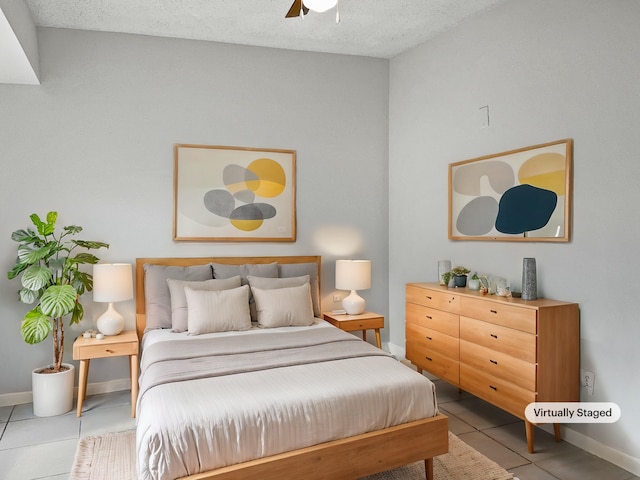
[230,218,264,231]
[247,158,286,198]
[519,153,566,196]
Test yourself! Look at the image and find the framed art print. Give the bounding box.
[449,139,573,242]
[174,144,296,242]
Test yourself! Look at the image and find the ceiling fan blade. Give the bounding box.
[285,0,309,18]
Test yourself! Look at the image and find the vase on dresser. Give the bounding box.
[522,258,537,300]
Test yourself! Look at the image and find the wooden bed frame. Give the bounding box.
[135,256,448,480]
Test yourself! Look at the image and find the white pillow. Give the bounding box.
[185,284,251,335]
[252,283,315,328]
[167,276,242,332]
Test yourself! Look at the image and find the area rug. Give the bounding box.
[70,430,513,480]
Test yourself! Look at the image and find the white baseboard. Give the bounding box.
[0,378,131,407]
[386,341,640,477]
[541,424,640,476]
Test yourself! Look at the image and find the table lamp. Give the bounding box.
[93,263,133,336]
[335,260,371,315]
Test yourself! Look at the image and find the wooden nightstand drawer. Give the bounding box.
[406,340,459,384]
[74,341,138,360]
[460,297,537,333]
[460,364,535,418]
[460,340,536,391]
[406,285,460,313]
[406,303,459,337]
[460,316,536,363]
[407,323,459,359]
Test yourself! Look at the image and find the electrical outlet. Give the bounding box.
[333,295,342,303]
[581,369,595,395]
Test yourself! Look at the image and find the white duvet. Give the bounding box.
[136,320,438,480]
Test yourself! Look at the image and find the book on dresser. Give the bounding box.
[405,282,579,453]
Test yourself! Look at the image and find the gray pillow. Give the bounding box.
[144,263,212,332]
[185,285,252,335]
[278,263,320,317]
[252,284,315,328]
[167,276,242,332]
[211,263,278,320]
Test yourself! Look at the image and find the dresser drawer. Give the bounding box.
[459,316,536,363]
[407,340,459,384]
[460,364,535,418]
[406,302,459,337]
[406,285,460,314]
[407,323,459,359]
[460,297,537,334]
[460,340,536,391]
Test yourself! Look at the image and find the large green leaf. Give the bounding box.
[17,244,53,265]
[70,302,84,325]
[39,285,77,318]
[30,213,55,237]
[7,261,28,280]
[73,240,109,251]
[11,228,41,245]
[70,252,102,265]
[19,287,41,304]
[21,265,53,291]
[72,270,92,294]
[64,225,82,235]
[21,309,52,344]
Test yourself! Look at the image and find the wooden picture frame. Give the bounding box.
[449,139,573,242]
[174,144,296,242]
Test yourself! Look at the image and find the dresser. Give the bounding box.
[406,282,579,453]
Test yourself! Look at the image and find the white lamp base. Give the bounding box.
[342,290,365,315]
[96,302,124,336]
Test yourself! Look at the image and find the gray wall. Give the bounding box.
[0,28,390,395]
[389,0,639,469]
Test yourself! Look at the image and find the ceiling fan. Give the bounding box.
[286,0,339,19]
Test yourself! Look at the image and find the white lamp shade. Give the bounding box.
[303,0,338,13]
[93,263,132,336]
[336,260,371,315]
[93,263,133,302]
[335,260,371,291]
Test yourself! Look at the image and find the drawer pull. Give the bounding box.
[449,297,455,303]
[490,359,498,365]
[490,333,498,339]
[489,385,498,391]
[490,309,498,314]
[426,336,433,341]
[425,356,433,362]
[106,349,115,354]
[425,295,432,300]
[425,315,433,320]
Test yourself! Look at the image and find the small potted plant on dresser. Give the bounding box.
[7,212,108,416]
[451,266,470,287]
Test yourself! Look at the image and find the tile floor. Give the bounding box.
[0,383,638,480]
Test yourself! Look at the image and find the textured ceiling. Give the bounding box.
[25,0,510,58]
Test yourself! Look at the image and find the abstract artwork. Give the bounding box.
[449,139,572,242]
[174,144,296,242]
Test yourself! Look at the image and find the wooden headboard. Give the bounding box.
[135,256,322,340]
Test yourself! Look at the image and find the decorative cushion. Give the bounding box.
[211,263,278,320]
[167,276,242,332]
[144,263,212,332]
[185,285,252,335]
[252,283,315,328]
[278,263,320,317]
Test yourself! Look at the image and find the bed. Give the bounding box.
[135,256,448,480]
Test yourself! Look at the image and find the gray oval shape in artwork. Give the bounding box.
[230,203,277,221]
[456,196,498,236]
[203,189,235,218]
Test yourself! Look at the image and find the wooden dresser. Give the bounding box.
[406,282,579,453]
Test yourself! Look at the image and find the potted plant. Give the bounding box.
[7,212,108,416]
[451,266,470,287]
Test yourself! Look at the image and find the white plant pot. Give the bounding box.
[31,363,75,417]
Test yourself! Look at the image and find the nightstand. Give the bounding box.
[72,330,139,418]
[323,311,384,348]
